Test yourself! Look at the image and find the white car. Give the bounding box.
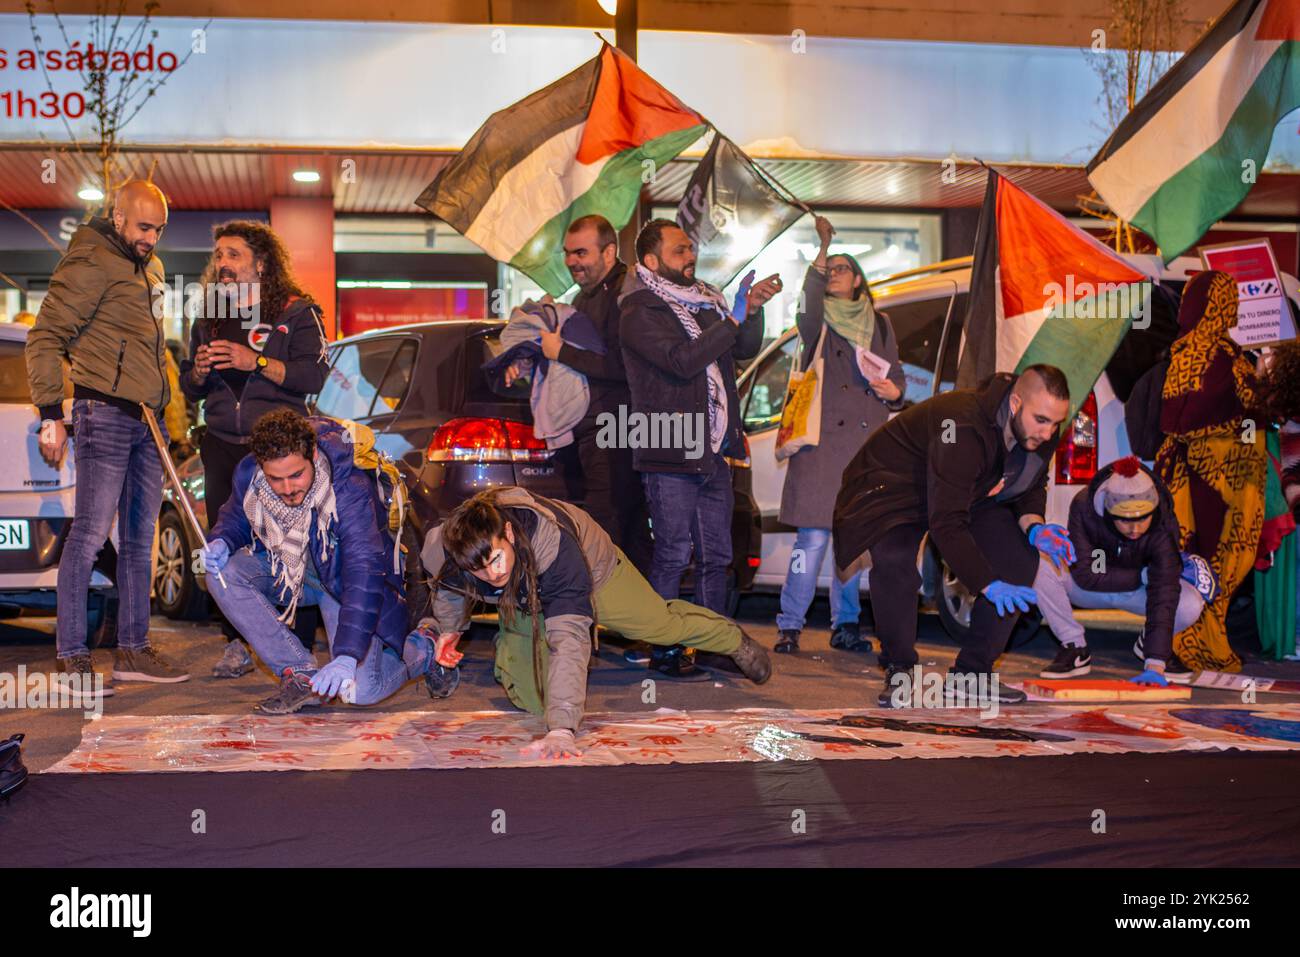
[0,323,118,646]
[737,254,1300,639]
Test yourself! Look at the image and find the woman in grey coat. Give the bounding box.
[775,216,907,653]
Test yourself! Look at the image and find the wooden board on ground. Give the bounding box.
[1022,678,1191,702]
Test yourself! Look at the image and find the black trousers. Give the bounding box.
[200,432,318,650]
[555,416,654,577]
[869,503,1038,674]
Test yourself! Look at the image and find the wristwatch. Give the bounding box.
[255,354,269,374]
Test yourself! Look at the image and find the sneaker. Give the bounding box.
[623,646,652,666]
[651,645,698,678]
[774,629,800,654]
[1039,644,1092,678]
[0,733,29,800]
[56,655,114,699]
[878,665,908,708]
[1133,633,1194,684]
[729,632,772,684]
[425,663,461,699]
[830,622,872,652]
[255,669,322,715]
[951,669,1027,705]
[212,640,254,679]
[113,646,191,684]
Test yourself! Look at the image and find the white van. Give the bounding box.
[737,254,1300,639]
[0,323,118,646]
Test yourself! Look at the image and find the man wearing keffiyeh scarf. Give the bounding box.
[634,262,733,455]
[619,220,781,666]
[243,446,337,626]
[200,410,421,714]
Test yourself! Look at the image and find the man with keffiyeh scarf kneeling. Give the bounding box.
[199,409,426,714]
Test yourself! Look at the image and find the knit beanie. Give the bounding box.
[1101,456,1158,518]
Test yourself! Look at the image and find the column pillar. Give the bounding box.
[270,197,337,339]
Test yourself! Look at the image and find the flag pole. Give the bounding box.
[141,403,225,589]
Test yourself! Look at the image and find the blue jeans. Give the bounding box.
[209,547,411,705]
[642,457,733,615]
[57,399,166,659]
[776,526,862,631]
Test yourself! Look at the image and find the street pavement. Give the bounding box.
[2,593,1294,772]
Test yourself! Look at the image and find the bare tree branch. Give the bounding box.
[0,199,65,252]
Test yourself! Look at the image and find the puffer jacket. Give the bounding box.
[419,487,619,732]
[1066,459,1183,652]
[26,217,170,421]
[208,417,407,663]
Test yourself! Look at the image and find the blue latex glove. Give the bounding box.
[202,538,230,574]
[982,580,1037,617]
[310,655,357,699]
[1130,668,1170,687]
[1180,552,1220,602]
[730,270,756,322]
[1028,523,1076,567]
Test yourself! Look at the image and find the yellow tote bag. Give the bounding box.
[775,327,826,462]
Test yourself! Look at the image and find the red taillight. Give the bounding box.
[747,556,762,568]
[502,420,549,456]
[1054,391,1098,485]
[427,418,550,464]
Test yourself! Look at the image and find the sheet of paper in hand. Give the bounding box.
[856,348,891,382]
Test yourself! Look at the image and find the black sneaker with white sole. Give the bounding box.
[1040,645,1092,678]
[1133,633,1195,684]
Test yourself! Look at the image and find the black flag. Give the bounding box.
[676,133,805,289]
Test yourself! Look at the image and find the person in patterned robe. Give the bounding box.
[1155,270,1267,672]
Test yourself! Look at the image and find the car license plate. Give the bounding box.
[0,519,30,550]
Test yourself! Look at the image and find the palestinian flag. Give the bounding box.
[1087,0,1300,261]
[956,171,1153,419]
[415,42,706,295]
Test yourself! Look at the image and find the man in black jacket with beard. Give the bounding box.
[834,366,1073,707]
[619,220,780,652]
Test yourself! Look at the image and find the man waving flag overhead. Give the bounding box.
[1087,0,1300,261]
[956,170,1154,420]
[416,42,707,296]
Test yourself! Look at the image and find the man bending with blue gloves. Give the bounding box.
[833,366,1075,707]
[201,409,436,714]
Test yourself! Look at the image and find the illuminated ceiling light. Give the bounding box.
[292,169,321,184]
[77,186,104,202]
[597,0,617,14]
